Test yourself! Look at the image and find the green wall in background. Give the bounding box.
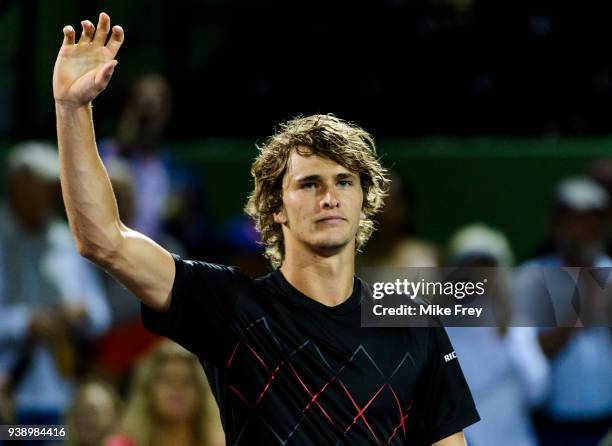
[2,137,612,262]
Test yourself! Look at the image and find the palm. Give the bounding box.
[53,13,124,106]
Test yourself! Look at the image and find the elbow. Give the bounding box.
[77,242,106,265]
[76,239,97,260]
[76,238,120,267]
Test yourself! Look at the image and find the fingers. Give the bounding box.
[62,25,75,45]
[64,13,122,50]
[106,25,124,57]
[93,12,111,46]
[78,20,94,44]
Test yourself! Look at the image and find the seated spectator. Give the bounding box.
[445,224,549,446]
[105,341,224,446]
[0,142,110,429]
[67,379,122,446]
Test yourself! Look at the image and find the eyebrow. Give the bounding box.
[294,172,358,182]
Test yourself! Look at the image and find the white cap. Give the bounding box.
[449,223,515,267]
[7,141,60,181]
[555,176,609,212]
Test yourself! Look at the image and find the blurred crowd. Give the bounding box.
[362,169,612,446]
[0,73,611,446]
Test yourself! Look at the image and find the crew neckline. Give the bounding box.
[271,270,362,315]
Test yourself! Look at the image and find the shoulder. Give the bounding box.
[172,254,265,296]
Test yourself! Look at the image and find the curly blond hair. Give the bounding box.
[245,114,389,268]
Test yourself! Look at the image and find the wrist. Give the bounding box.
[55,99,91,113]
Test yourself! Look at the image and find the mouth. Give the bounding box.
[315,216,346,224]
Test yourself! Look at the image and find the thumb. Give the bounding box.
[93,60,118,93]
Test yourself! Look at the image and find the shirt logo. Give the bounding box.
[444,351,457,362]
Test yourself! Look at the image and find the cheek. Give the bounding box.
[284,197,309,224]
[183,388,198,411]
[151,385,166,408]
[348,190,364,217]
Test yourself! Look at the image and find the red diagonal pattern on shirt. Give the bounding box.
[385,401,413,446]
[388,385,406,439]
[288,362,336,428]
[225,321,415,445]
[256,362,285,405]
[339,380,386,444]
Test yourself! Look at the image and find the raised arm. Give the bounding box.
[53,12,175,312]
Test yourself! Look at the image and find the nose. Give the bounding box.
[321,187,340,209]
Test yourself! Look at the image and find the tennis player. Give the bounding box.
[53,12,479,445]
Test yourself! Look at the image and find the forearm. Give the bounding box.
[56,102,124,261]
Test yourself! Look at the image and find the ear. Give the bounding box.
[360,210,366,220]
[274,208,288,225]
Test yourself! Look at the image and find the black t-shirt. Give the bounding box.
[141,255,480,445]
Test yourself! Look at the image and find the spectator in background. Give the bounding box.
[105,341,224,446]
[0,142,110,429]
[361,172,439,267]
[99,74,172,240]
[515,177,612,446]
[67,379,122,446]
[98,73,213,259]
[445,224,549,446]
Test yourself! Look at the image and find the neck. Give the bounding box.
[153,420,194,446]
[280,240,356,307]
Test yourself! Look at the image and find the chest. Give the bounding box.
[221,307,429,444]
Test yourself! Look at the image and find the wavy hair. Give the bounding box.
[118,341,223,446]
[245,114,389,268]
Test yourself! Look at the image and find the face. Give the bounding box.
[274,150,364,257]
[72,383,118,446]
[10,172,57,231]
[555,210,607,262]
[151,358,199,423]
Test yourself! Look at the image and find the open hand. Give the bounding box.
[53,12,124,107]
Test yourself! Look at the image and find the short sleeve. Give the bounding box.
[141,254,249,364]
[417,327,480,444]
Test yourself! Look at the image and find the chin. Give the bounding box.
[310,237,353,255]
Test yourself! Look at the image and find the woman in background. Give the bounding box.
[105,341,224,446]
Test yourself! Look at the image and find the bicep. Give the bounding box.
[431,432,466,446]
[103,225,176,312]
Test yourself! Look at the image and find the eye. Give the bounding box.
[301,182,316,189]
[338,180,353,187]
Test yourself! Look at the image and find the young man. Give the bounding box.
[53,13,479,445]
